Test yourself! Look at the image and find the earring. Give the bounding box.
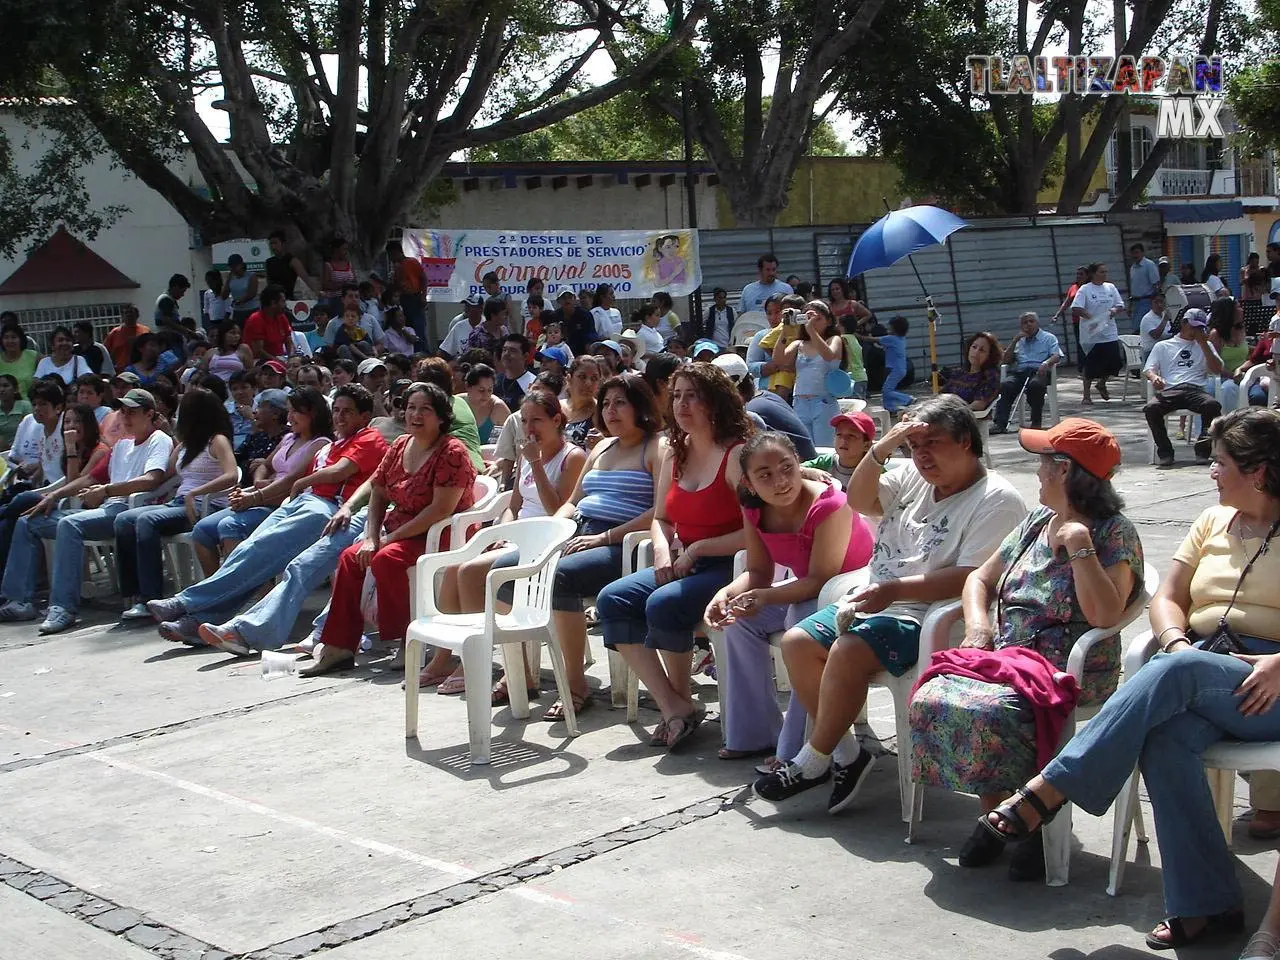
[1256,482,1266,492]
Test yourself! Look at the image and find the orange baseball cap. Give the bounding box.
[1019,418,1121,480]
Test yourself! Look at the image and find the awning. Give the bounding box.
[1148,201,1244,223]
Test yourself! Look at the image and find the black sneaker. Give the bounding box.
[1194,437,1212,462]
[751,761,830,803]
[827,749,876,814]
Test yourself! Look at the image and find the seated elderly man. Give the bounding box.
[146,384,387,642]
[0,388,172,634]
[990,311,1063,434]
[752,394,1027,812]
[1142,306,1224,466]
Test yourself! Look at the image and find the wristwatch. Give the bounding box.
[1067,547,1097,561]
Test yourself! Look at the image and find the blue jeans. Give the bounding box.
[551,517,625,612]
[0,489,44,578]
[175,493,339,622]
[1042,650,1280,918]
[114,500,193,599]
[2,502,129,612]
[597,556,735,654]
[190,505,274,550]
[1249,382,1272,406]
[793,395,838,446]
[882,363,912,412]
[225,509,368,650]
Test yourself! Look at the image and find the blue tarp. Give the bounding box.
[1149,201,1243,223]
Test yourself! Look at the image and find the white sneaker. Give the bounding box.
[298,633,318,652]
[121,602,152,620]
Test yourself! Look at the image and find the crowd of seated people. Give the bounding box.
[10,256,1280,960]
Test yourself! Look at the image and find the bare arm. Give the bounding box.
[1148,558,1196,654]
[756,504,854,607]
[185,436,239,500]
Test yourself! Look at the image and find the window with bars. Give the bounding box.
[11,303,131,342]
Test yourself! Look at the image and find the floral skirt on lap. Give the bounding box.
[909,675,1039,795]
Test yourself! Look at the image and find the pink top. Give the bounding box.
[742,479,872,577]
[270,433,328,477]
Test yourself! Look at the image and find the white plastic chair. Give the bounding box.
[998,363,1060,429]
[838,398,890,437]
[970,407,995,469]
[160,491,220,593]
[404,516,576,764]
[54,481,176,599]
[480,443,498,463]
[908,563,1158,890]
[1119,335,1143,401]
[1237,363,1279,409]
[1144,377,1221,465]
[731,311,768,348]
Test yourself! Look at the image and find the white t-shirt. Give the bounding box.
[7,415,42,466]
[1143,336,1221,389]
[39,414,65,485]
[1072,282,1124,352]
[34,354,91,385]
[1205,274,1226,296]
[106,431,174,505]
[591,306,623,338]
[1138,309,1172,354]
[636,324,666,356]
[858,461,1026,624]
[440,316,478,357]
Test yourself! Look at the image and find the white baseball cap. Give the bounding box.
[711,353,749,383]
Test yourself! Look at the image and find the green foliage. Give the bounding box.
[1226,0,1280,157]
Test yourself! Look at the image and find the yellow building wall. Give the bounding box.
[1035,116,1109,207]
[715,156,907,226]
[1252,212,1280,252]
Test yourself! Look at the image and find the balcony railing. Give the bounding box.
[1158,169,1213,196]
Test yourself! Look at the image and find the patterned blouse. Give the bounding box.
[372,434,477,536]
[942,366,1000,407]
[993,505,1144,703]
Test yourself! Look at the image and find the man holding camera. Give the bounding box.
[1143,307,1224,466]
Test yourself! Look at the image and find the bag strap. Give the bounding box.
[994,511,1054,634]
[1220,513,1280,627]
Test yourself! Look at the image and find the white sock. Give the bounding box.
[832,733,862,767]
[791,743,832,779]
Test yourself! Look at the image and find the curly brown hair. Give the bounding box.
[666,363,754,476]
[964,331,1002,372]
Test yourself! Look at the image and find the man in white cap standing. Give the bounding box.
[1142,307,1224,466]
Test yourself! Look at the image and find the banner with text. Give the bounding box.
[401,229,701,302]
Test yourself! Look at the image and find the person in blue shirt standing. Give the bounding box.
[1128,243,1161,332]
[990,311,1065,434]
[740,255,794,314]
[873,315,913,413]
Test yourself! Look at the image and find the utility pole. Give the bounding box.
[674,0,703,336]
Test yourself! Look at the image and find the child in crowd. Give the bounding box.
[537,320,572,359]
[74,374,111,424]
[802,411,875,490]
[380,306,418,356]
[652,291,680,331]
[524,295,545,344]
[633,305,666,357]
[384,353,412,381]
[330,358,356,389]
[665,336,689,360]
[306,305,332,351]
[875,314,913,412]
[333,306,376,361]
[226,370,256,450]
[202,269,227,331]
[536,344,571,379]
[708,287,735,347]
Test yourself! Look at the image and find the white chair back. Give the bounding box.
[476,517,577,632]
[731,312,768,347]
[423,475,498,552]
[1238,363,1278,409]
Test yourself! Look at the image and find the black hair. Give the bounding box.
[130,332,160,364]
[631,305,657,326]
[149,381,179,419]
[74,373,106,396]
[502,333,532,355]
[713,287,727,297]
[526,278,544,293]
[0,374,17,391]
[737,431,800,508]
[465,363,497,387]
[889,315,910,336]
[168,273,190,288]
[482,270,500,284]
[402,382,455,435]
[340,283,359,297]
[1,320,27,349]
[332,358,357,378]
[260,283,286,307]
[757,254,779,268]
[229,369,256,390]
[527,295,544,310]
[47,325,73,349]
[194,373,229,402]
[288,386,334,438]
[1201,254,1223,283]
[269,228,287,243]
[641,353,681,399]
[652,291,673,311]
[334,382,375,415]
[594,373,661,437]
[329,237,348,255]
[73,320,94,335]
[384,353,412,377]
[459,347,495,369]
[794,281,813,300]
[1130,242,1145,253]
[29,380,66,408]
[215,321,242,351]
[483,297,508,321]
[1060,459,1125,519]
[534,370,566,397]
[1209,297,1239,340]
[358,280,374,297]
[175,388,233,467]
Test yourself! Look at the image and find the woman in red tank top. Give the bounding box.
[596,363,754,750]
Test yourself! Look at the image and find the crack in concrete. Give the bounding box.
[0,685,347,775]
[0,789,743,960]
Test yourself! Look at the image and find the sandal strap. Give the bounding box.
[1015,785,1053,824]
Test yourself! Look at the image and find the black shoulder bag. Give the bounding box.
[1202,516,1280,655]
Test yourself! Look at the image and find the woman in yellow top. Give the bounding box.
[977,409,1280,957]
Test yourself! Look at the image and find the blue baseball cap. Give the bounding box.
[537,344,571,366]
[692,338,722,357]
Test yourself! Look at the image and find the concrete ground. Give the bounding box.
[2,372,1276,960]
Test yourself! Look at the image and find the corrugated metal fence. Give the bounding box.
[697,211,1163,369]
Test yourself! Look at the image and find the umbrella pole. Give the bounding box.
[877,198,948,394]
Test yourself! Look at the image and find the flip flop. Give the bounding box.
[648,719,670,747]
[718,746,773,761]
[436,675,466,696]
[417,668,455,688]
[666,707,707,752]
[543,694,593,722]
[1144,910,1244,950]
[491,680,540,706]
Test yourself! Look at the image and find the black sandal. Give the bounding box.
[1144,909,1244,950]
[979,786,1062,843]
[665,707,706,752]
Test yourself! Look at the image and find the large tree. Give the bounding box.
[602,0,882,227]
[0,0,702,267]
[1227,0,1280,158]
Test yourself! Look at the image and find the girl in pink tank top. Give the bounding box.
[704,432,873,759]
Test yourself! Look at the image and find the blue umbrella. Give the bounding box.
[846,205,968,278]
[847,204,969,394]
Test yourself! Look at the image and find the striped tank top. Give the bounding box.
[578,438,655,525]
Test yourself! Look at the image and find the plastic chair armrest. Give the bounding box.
[917,599,964,661]
[1123,630,1159,681]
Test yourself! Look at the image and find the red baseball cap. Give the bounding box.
[1019,418,1121,480]
[829,411,877,441]
[261,360,287,376]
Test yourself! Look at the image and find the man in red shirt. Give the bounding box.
[242,284,295,361]
[146,383,389,642]
[104,306,150,371]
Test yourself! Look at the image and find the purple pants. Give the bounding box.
[719,599,816,754]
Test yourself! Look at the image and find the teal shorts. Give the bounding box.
[793,603,922,677]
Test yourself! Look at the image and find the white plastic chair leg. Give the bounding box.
[543,627,580,737]
[405,637,422,739]
[608,650,629,709]
[626,667,639,722]
[1107,769,1142,897]
[503,642,532,721]
[463,637,495,764]
[905,780,924,843]
[1042,803,1073,887]
[890,677,914,823]
[709,630,730,746]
